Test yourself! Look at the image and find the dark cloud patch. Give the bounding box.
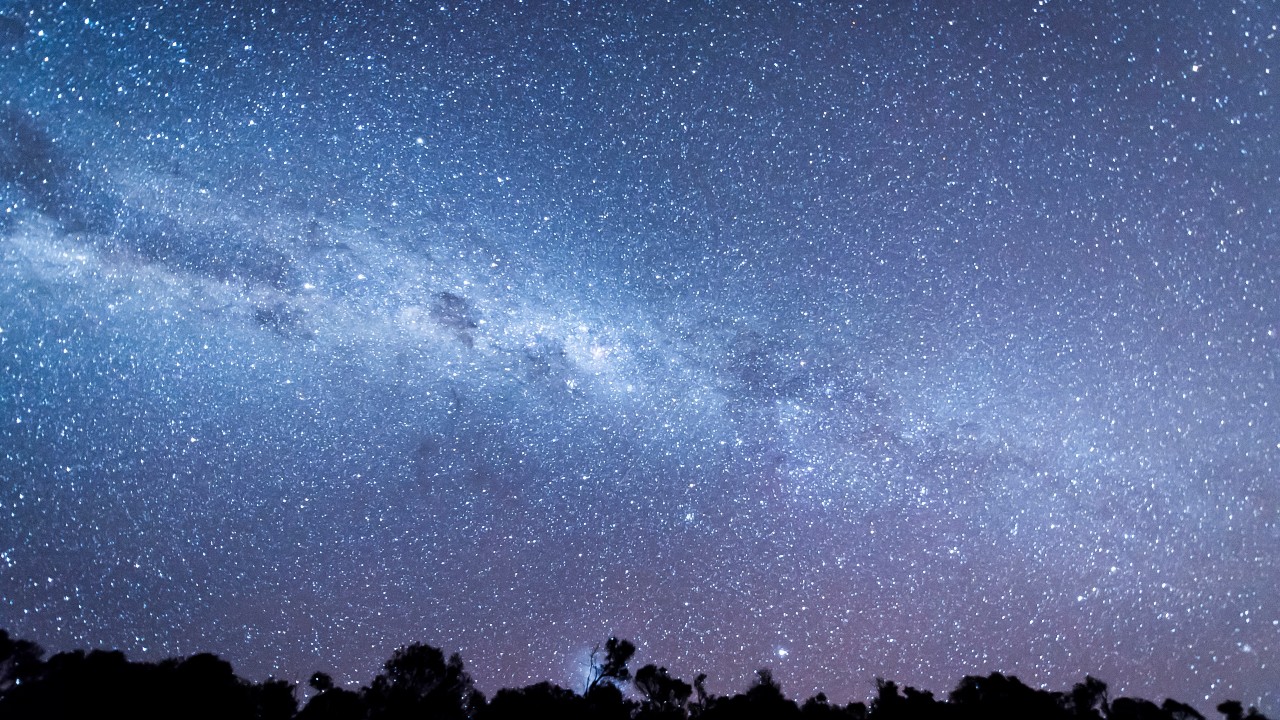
[0,110,297,289]
[0,109,116,233]
[430,291,480,346]
[252,301,312,340]
[521,335,572,384]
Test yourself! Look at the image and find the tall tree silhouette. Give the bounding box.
[1067,676,1109,720]
[585,637,637,694]
[869,678,907,720]
[364,643,482,720]
[691,673,711,717]
[579,638,638,720]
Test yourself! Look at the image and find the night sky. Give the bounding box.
[1,0,1277,713]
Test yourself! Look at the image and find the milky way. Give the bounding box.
[1,0,1276,713]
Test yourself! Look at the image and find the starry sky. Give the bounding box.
[1,0,1277,713]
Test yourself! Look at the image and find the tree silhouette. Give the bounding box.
[310,672,336,693]
[364,643,482,720]
[699,668,801,720]
[635,664,694,720]
[799,693,868,720]
[800,693,834,720]
[1162,699,1206,720]
[586,680,637,720]
[0,644,297,720]
[869,678,907,720]
[1067,676,1109,720]
[585,637,637,694]
[949,672,1065,720]
[482,681,589,720]
[1110,698,1172,720]
[1217,701,1270,720]
[298,672,363,720]
[691,673,711,717]
[0,628,1271,720]
[169,652,258,720]
[256,677,300,720]
[1219,702,1246,720]
[0,629,43,694]
[164,651,297,720]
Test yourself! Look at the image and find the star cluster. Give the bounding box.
[1,0,1276,713]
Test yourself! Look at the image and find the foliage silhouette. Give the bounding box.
[298,672,363,720]
[481,681,590,720]
[0,643,295,720]
[635,664,694,720]
[0,629,43,694]
[701,668,800,720]
[870,678,947,720]
[1162,699,1206,720]
[363,642,482,720]
[950,672,1066,720]
[798,692,868,720]
[0,629,1271,720]
[1220,702,1247,720]
[586,680,637,720]
[1112,697,1177,720]
[586,637,638,694]
[1218,701,1270,720]
[1069,676,1111,720]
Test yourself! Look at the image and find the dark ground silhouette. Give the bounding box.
[0,629,1269,720]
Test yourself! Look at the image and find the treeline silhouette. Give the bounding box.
[0,629,1269,720]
